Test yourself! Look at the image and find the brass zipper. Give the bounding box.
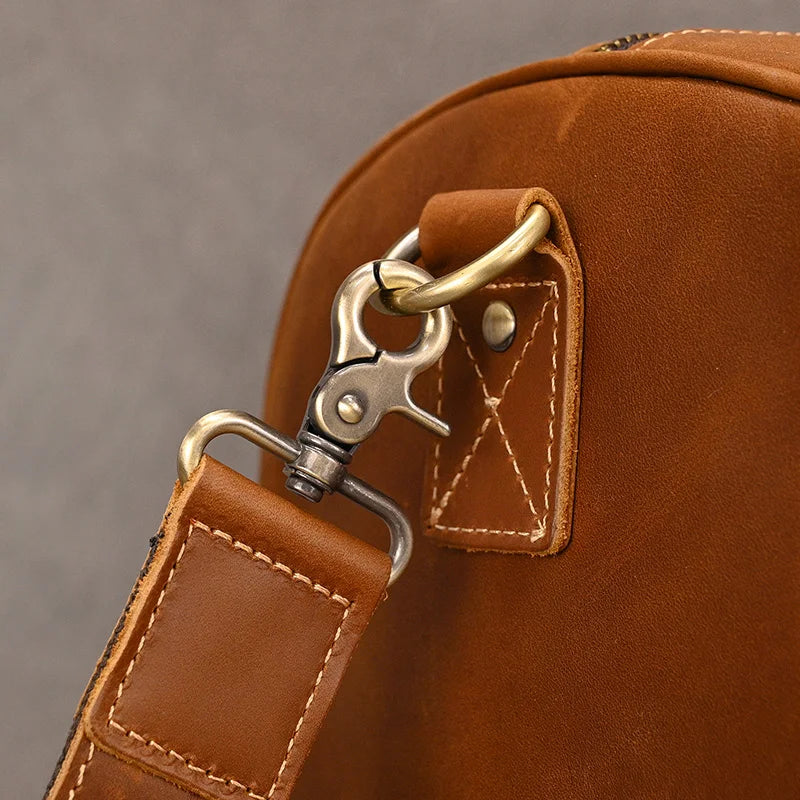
[596,32,659,51]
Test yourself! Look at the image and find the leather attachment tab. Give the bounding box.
[419,188,584,555]
[49,456,390,800]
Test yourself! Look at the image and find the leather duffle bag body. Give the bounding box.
[45,29,799,800]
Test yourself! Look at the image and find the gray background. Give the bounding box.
[1,2,796,795]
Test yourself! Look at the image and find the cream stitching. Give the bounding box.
[105,520,352,800]
[491,401,537,520]
[434,523,546,539]
[426,279,556,527]
[484,280,556,290]
[66,741,95,799]
[429,283,559,540]
[640,28,800,48]
[106,534,191,726]
[193,521,350,607]
[542,285,559,532]
[431,287,554,534]
[433,309,544,520]
[266,605,349,797]
[107,609,350,800]
[432,408,492,518]
[107,720,270,800]
[430,355,444,508]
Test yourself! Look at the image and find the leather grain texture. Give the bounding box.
[46,456,390,800]
[260,30,800,799]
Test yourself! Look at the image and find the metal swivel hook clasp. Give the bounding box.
[305,259,453,446]
[178,260,453,587]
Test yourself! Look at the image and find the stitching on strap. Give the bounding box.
[194,521,350,607]
[107,720,270,800]
[266,606,349,796]
[641,28,800,48]
[66,741,94,799]
[429,283,558,540]
[105,520,352,800]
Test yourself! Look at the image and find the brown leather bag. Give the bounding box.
[46,30,800,800]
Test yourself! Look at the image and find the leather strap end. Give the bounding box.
[417,188,585,556]
[47,456,391,800]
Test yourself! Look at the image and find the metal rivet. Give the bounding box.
[482,301,516,352]
[336,393,365,423]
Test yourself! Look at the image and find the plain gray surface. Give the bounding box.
[2,2,797,795]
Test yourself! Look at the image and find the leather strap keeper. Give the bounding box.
[46,456,391,800]
[418,188,584,555]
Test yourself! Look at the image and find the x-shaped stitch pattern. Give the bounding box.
[428,281,559,542]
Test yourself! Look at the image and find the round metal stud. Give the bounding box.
[482,300,516,352]
[336,393,365,423]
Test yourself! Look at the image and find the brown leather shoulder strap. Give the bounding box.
[47,456,390,800]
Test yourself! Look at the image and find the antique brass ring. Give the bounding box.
[375,202,550,315]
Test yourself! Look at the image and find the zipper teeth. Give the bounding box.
[596,32,660,51]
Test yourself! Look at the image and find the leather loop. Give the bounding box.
[418,188,584,555]
[46,456,391,800]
